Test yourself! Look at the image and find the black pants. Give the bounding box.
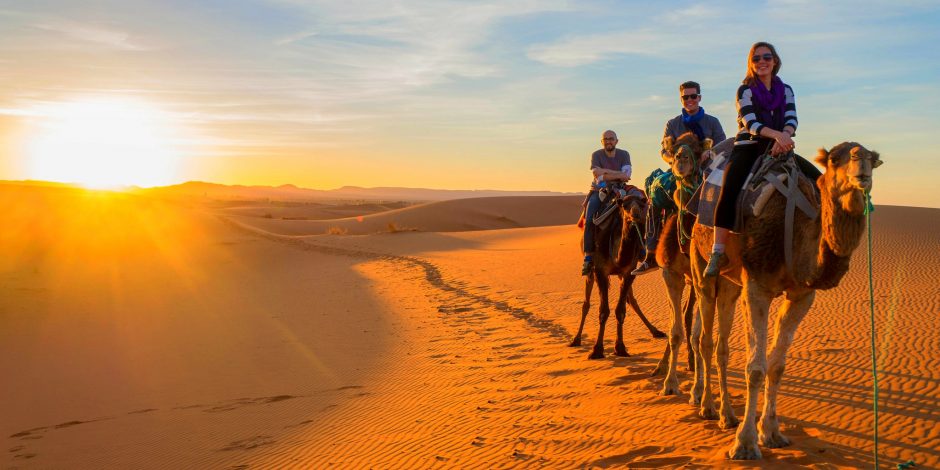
[713,143,822,230]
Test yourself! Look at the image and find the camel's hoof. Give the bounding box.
[614,346,630,357]
[660,383,680,396]
[728,442,762,460]
[649,364,667,377]
[719,415,740,430]
[650,329,667,338]
[699,406,719,420]
[568,338,581,347]
[688,394,702,407]
[760,431,791,449]
[588,350,605,360]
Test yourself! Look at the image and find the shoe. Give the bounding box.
[703,251,726,277]
[581,259,594,276]
[630,260,659,276]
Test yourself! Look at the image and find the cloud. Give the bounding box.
[31,20,150,51]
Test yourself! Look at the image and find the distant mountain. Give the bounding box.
[134,181,579,202]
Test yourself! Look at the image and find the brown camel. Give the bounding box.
[570,186,666,359]
[689,142,882,460]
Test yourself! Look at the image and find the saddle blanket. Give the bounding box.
[687,138,734,227]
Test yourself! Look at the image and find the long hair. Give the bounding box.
[742,41,781,85]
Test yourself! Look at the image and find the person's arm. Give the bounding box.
[739,85,794,156]
[593,166,632,182]
[660,120,673,163]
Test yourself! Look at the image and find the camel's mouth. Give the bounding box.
[850,175,872,190]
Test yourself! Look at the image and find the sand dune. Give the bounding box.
[222,195,585,235]
[2,185,938,468]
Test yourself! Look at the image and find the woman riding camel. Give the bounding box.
[704,41,822,276]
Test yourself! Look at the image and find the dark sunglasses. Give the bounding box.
[751,53,774,63]
[681,94,700,101]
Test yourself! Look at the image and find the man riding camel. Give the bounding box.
[581,130,633,276]
[631,81,726,275]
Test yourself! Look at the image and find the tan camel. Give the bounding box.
[689,142,882,460]
[571,187,666,359]
[648,132,712,395]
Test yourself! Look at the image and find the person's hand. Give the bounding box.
[770,141,788,156]
[774,131,795,156]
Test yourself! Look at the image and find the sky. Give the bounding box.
[0,0,938,206]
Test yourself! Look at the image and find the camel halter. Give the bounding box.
[672,144,701,245]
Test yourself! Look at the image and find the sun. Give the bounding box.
[24,97,185,189]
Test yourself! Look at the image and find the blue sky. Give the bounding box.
[0,0,938,206]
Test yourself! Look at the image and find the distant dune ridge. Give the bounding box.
[2,181,939,468]
[133,180,579,202]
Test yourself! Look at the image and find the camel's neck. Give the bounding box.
[809,175,868,289]
[674,171,700,210]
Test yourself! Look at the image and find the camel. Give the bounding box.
[570,185,666,359]
[689,142,882,460]
[648,132,721,394]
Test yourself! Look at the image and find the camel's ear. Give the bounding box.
[663,136,675,153]
[703,138,713,150]
[871,151,883,168]
[815,148,830,167]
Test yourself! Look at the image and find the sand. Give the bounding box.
[2,183,938,469]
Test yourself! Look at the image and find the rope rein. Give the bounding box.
[864,190,882,469]
[672,144,701,246]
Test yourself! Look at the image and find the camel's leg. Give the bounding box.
[689,297,704,405]
[650,342,670,377]
[658,268,686,395]
[684,288,697,372]
[697,279,719,421]
[729,275,773,460]
[570,274,594,347]
[589,273,611,359]
[688,251,710,407]
[716,276,742,430]
[759,288,814,448]
[613,276,630,357]
[624,277,666,338]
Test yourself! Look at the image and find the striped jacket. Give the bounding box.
[735,82,797,141]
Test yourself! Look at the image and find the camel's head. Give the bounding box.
[663,132,705,179]
[815,142,882,192]
[619,192,647,226]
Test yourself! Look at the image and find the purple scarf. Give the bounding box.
[749,76,787,131]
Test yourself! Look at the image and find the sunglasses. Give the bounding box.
[682,93,700,101]
[751,53,774,63]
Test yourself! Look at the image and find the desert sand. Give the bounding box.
[2,183,938,469]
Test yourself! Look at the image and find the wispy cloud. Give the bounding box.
[32,20,150,51]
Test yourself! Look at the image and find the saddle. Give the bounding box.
[690,142,820,275]
[591,183,646,262]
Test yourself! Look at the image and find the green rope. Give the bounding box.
[865,190,879,469]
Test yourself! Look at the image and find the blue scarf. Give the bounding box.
[749,76,787,131]
[681,107,705,141]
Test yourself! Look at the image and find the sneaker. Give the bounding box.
[581,259,594,276]
[630,261,659,276]
[703,251,726,277]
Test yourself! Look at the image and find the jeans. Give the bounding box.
[583,191,602,254]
